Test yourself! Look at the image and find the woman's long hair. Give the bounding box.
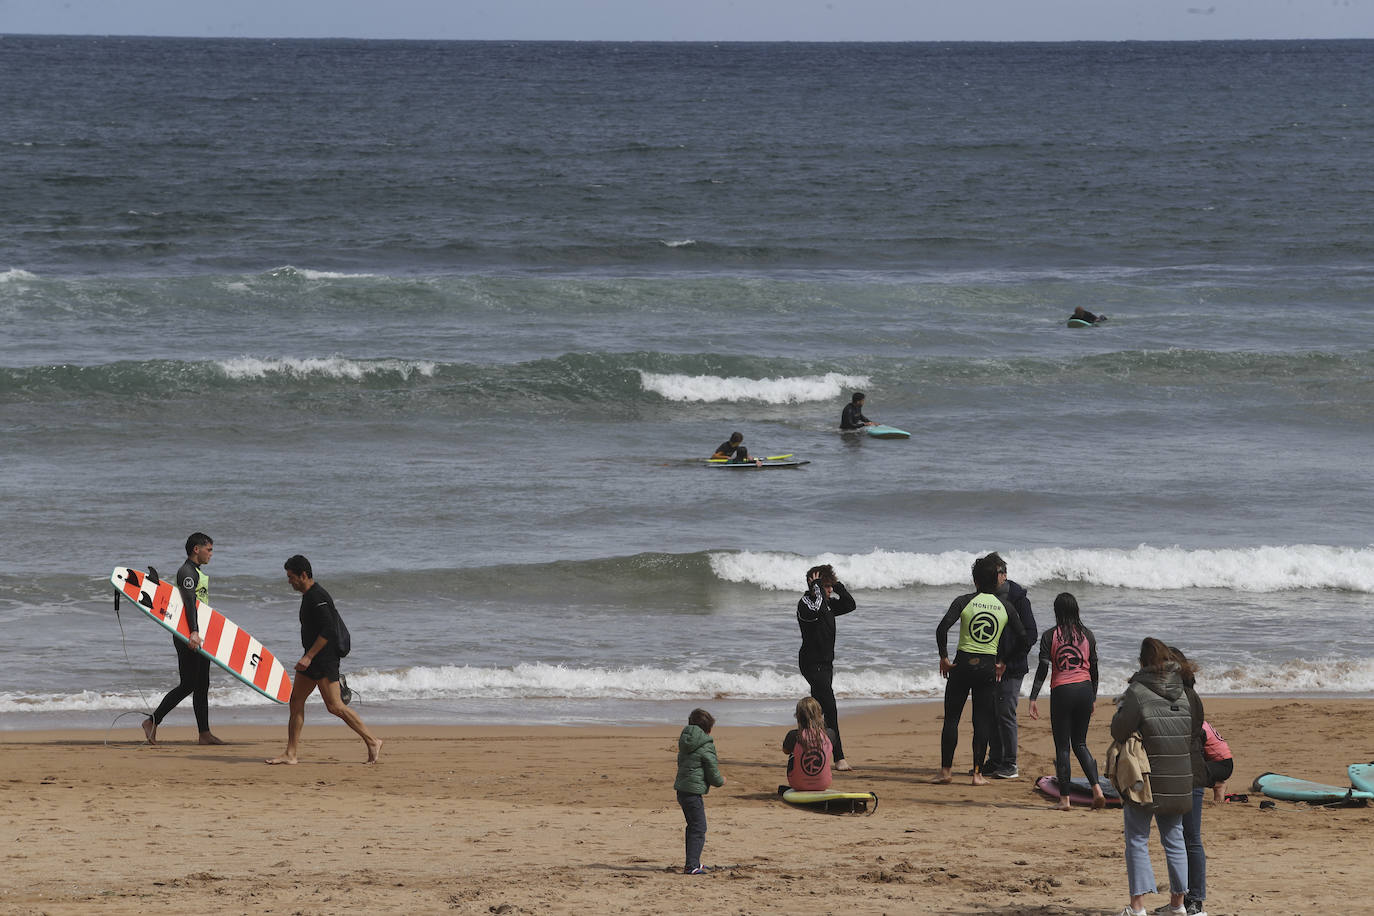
[1138,636,1175,671]
[1052,592,1087,643]
[795,696,827,750]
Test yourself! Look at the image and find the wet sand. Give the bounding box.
[1,698,1370,914]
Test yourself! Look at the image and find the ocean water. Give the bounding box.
[2,37,1372,730]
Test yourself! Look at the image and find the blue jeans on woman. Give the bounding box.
[1182,786,1206,903]
[1123,802,1187,897]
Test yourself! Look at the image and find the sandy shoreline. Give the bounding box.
[2,698,1370,915]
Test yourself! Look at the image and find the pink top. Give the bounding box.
[1201,721,1231,761]
[787,730,833,791]
[1050,628,1093,689]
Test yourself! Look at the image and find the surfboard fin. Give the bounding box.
[146,566,160,584]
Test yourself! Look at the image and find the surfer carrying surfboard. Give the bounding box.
[143,532,225,746]
[266,555,382,765]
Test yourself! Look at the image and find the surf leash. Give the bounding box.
[105,566,159,746]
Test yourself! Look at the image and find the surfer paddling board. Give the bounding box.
[111,565,293,704]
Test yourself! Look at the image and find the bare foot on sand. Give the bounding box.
[365,738,383,764]
[142,717,157,746]
[265,755,298,765]
[1092,791,1107,810]
[931,768,954,784]
[835,758,852,772]
[1058,799,1072,811]
[198,732,226,746]
[971,772,989,786]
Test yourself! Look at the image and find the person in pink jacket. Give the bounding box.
[782,697,836,791]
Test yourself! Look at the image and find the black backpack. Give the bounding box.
[334,607,352,658]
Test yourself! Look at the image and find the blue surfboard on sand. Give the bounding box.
[1253,772,1373,805]
[1348,763,1374,794]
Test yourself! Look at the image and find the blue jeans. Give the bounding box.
[677,791,707,871]
[1123,802,1187,897]
[1182,786,1206,902]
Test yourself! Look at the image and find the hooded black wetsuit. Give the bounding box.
[796,580,857,761]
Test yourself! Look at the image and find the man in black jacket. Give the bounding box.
[982,552,1037,779]
[796,564,857,770]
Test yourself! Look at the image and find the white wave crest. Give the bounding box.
[638,370,870,404]
[5,657,1374,715]
[266,265,381,280]
[710,544,1374,593]
[215,356,438,381]
[659,239,696,248]
[0,268,39,283]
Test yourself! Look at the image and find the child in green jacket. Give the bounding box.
[674,708,725,874]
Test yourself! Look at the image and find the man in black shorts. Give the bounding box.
[266,555,381,765]
[143,532,225,745]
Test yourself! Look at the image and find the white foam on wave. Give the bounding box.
[638,370,870,404]
[6,657,1374,714]
[659,239,696,248]
[215,356,438,381]
[0,268,39,283]
[710,544,1374,593]
[265,265,382,280]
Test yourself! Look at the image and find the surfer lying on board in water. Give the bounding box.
[143,532,225,746]
[1071,306,1107,325]
[266,555,382,765]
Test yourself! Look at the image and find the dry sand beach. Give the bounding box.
[2,698,1370,915]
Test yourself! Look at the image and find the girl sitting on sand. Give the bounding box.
[782,697,836,791]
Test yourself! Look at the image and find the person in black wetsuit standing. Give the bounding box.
[840,391,874,430]
[266,555,382,765]
[142,532,224,746]
[932,553,1027,785]
[796,564,857,770]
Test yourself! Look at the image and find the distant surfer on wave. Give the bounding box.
[143,532,225,746]
[839,391,875,430]
[266,555,382,765]
[1070,306,1107,325]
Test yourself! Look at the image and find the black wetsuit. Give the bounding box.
[714,440,749,461]
[840,403,870,430]
[796,580,857,761]
[1028,625,1101,790]
[934,591,1027,771]
[298,582,342,682]
[151,558,211,731]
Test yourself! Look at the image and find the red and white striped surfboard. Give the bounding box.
[111,566,293,704]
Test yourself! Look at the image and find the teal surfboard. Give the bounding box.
[1348,764,1374,794]
[1067,318,1096,328]
[778,785,877,813]
[1252,772,1373,805]
[865,425,909,439]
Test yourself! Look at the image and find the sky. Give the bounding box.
[0,0,1371,42]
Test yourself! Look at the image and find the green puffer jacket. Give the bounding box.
[1110,663,1194,815]
[674,725,725,795]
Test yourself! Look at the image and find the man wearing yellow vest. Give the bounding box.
[932,553,1027,785]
